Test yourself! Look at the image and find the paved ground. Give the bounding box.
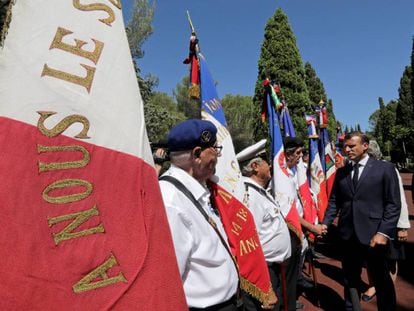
[298,172,414,311]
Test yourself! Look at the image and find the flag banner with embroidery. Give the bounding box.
[306,115,328,222]
[0,2,187,310]
[264,84,302,241]
[281,107,317,237]
[320,127,336,199]
[198,55,273,304]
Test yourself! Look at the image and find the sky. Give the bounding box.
[123,0,414,131]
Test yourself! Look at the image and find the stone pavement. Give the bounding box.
[298,172,414,311]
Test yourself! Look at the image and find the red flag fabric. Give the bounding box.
[209,183,273,302]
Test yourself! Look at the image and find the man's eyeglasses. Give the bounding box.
[212,145,223,155]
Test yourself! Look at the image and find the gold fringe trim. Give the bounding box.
[287,223,303,245]
[240,276,273,305]
[188,84,200,99]
[0,0,15,47]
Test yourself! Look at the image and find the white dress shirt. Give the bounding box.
[159,165,238,308]
[243,177,291,263]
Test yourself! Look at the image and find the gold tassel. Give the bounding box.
[240,277,273,305]
[188,84,200,99]
[0,0,15,47]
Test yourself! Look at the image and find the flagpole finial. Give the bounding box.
[319,99,325,106]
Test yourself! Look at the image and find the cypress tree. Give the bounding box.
[253,8,311,140]
[411,37,414,119]
[396,66,413,129]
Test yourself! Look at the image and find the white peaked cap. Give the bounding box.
[236,139,267,163]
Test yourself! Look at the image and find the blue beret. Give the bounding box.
[168,119,217,152]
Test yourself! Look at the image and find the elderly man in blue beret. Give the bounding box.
[159,119,239,310]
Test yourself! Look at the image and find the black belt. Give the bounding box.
[189,295,237,311]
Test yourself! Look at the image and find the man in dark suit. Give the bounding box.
[322,132,401,311]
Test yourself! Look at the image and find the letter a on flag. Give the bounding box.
[0,2,187,310]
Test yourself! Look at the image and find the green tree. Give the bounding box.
[145,92,185,142]
[221,94,255,153]
[411,37,414,118]
[126,0,158,103]
[369,98,397,157]
[174,76,201,119]
[396,65,413,156]
[253,8,311,141]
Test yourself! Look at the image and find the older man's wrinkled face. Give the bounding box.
[192,145,221,182]
[253,159,271,184]
[344,136,368,163]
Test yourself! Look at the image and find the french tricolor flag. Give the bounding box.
[0,2,186,309]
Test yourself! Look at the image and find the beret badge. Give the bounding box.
[201,130,212,143]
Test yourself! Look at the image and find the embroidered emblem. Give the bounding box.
[201,130,212,143]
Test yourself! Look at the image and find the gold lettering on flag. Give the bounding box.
[37,111,90,139]
[42,179,93,204]
[42,63,96,93]
[72,254,127,293]
[48,205,105,245]
[73,0,117,26]
[231,221,242,236]
[37,144,90,172]
[239,237,260,256]
[217,189,232,204]
[50,27,103,64]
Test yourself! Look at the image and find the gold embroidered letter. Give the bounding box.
[42,63,95,93]
[50,27,103,64]
[73,254,127,293]
[217,189,232,204]
[42,179,93,204]
[73,0,116,26]
[48,205,105,245]
[108,0,122,9]
[38,145,90,173]
[37,111,90,139]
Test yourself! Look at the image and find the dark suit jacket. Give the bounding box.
[323,157,401,245]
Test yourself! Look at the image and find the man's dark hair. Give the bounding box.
[344,131,370,144]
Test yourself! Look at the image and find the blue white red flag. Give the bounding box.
[306,115,328,222]
[264,84,302,241]
[199,55,273,304]
[280,107,317,234]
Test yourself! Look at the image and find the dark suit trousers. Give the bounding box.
[342,235,396,311]
[283,230,301,311]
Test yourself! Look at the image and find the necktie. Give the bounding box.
[352,164,360,189]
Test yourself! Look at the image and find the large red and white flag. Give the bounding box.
[0,2,186,309]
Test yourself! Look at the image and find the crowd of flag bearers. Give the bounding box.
[153,21,406,311]
[1,3,408,310]
[156,117,335,310]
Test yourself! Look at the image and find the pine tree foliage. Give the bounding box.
[411,37,414,118]
[145,92,185,142]
[126,0,158,103]
[174,76,201,119]
[396,66,413,129]
[253,8,311,141]
[221,95,256,153]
